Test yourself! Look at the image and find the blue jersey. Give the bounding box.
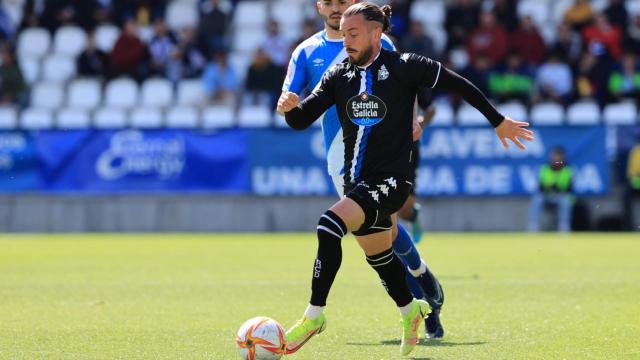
[282,30,396,177]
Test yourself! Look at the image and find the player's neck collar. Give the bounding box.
[322,30,343,42]
[356,49,381,70]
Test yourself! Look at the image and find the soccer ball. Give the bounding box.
[235,316,287,360]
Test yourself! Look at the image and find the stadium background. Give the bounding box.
[0,0,638,232]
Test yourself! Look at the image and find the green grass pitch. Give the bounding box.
[1,233,639,359]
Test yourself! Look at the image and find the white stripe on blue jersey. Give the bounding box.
[282,31,397,178]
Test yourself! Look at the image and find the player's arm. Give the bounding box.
[278,46,309,115]
[279,70,337,130]
[407,54,533,150]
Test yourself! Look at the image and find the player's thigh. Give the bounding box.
[354,230,393,256]
[329,196,365,232]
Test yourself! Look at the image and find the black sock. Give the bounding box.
[310,210,347,307]
[366,248,414,307]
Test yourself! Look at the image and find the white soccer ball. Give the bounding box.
[235,316,286,360]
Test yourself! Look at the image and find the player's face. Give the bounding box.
[317,0,353,31]
[341,14,377,66]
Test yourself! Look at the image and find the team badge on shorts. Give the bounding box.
[346,92,387,127]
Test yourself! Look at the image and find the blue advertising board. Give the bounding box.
[0,132,39,190]
[415,125,609,196]
[33,129,250,193]
[0,126,610,196]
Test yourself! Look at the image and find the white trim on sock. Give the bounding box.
[305,304,325,320]
[408,260,427,277]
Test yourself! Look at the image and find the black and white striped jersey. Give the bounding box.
[285,48,504,185]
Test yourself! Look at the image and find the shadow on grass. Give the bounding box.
[346,339,486,348]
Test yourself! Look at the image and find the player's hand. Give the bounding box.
[412,118,424,141]
[495,117,534,150]
[276,92,300,115]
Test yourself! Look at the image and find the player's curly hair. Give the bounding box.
[343,2,392,33]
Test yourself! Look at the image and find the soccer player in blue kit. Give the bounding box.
[278,2,533,356]
[278,0,445,342]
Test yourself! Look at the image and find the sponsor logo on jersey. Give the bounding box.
[378,65,389,81]
[312,58,325,67]
[346,92,387,127]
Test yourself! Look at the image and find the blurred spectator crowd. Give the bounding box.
[2,0,640,128]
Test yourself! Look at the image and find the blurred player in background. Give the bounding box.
[278,2,532,355]
[279,0,444,340]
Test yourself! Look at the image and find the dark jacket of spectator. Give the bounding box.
[510,16,546,65]
[77,31,108,77]
[466,11,508,64]
[444,0,480,50]
[109,19,148,79]
[0,46,27,106]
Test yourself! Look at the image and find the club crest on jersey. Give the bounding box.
[346,92,387,127]
[378,65,389,81]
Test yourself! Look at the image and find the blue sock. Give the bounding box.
[397,254,424,299]
[393,224,422,270]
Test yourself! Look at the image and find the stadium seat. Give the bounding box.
[591,0,609,12]
[270,1,303,30]
[93,107,128,129]
[603,102,638,125]
[530,102,564,125]
[17,28,50,59]
[130,108,164,128]
[18,56,40,85]
[567,101,601,125]
[138,26,154,43]
[411,0,445,25]
[95,24,120,52]
[497,102,529,122]
[232,28,267,54]
[517,0,549,29]
[57,108,91,129]
[457,103,487,126]
[68,79,102,109]
[232,1,268,28]
[41,55,76,82]
[177,79,206,106]
[228,53,251,83]
[0,107,18,129]
[20,108,54,130]
[551,0,573,25]
[238,106,272,127]
[53,26,87,57]
[31,83,64,109]
[166,106,199,128]
[166,1,199,31]
[629,0,640,16]
[424,24,447,55]
[431,102,454,126]
[141,78,173,107]
[105,78,139,108]
[202,105,235,128]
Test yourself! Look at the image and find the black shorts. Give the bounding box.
[409,141,420,195]
[345,175,412,236]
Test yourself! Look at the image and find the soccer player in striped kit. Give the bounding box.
[279,2,532,356]
[279,0,446,341]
